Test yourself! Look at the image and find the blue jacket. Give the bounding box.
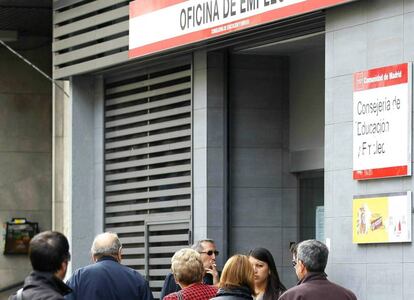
[65,256,153,300]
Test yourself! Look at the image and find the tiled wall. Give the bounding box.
[0,45,52,288]
[325,1,414,299]
[228,54,299,288]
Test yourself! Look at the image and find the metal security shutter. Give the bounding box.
[145,221,190,299]
[53,0,130,79]
[104,61,192,299]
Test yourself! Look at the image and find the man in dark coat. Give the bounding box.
[279,240,357,300]
[160,239,220,299]
[65,232,153,300]
[9,231,72,300]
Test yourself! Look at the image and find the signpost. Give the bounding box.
[353,63,412,180]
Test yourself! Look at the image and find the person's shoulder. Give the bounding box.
[163,293,178,300]
[199,283,218,297]
[70,264,95,277]
[20,286,66,300]
[203,282,218,289]
[118,264,147,282]
[278,285,305,300]
[328,281,357,299]
[203,284,218,291]
[67,262,106,284]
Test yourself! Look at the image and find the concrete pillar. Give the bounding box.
[193,50,228,267]
[53,75,104,271]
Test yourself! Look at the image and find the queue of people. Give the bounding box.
[10,231,357,300]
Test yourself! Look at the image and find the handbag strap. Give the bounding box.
[16,288,24,300]
[177,290,183,300]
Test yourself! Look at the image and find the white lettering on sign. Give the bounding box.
[129,0,357,58]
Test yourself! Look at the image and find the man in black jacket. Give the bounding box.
[9,231,72,300]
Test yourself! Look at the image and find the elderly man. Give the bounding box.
[279,240,357,300]
[65,232,153,300]
[9,231,72,300]
[160,239,220,299]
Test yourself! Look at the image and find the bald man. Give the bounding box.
[65,232,153,300]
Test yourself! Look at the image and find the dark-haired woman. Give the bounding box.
[248,247,286,300]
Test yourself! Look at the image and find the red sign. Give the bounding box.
[129,0,356,59]
[354,63,409,92]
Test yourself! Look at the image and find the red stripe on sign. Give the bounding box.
[353,165,408,180]
[129,0,354,58]
[130,0,187,18]
[354,63,408,91]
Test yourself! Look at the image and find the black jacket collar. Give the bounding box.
[25,271,72,296]
[216,286,253,299]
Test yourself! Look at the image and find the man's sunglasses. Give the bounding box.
[199,250,219,256]
[291,260,297,267]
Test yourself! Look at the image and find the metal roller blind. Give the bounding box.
[104,62,192,299]
[53,0,130,79]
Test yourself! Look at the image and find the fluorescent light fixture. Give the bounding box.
[0,30,18,42]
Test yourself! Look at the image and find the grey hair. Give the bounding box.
[296,239,328,273]
[191,239,215,252]
[91,232,122,256]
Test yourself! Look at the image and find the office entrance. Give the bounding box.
[227,30,325,285]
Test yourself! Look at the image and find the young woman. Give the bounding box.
[210,255,256,300]
[248,248,286,300]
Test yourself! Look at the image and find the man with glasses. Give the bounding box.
[9,231,72,300]
[280,240,356,300]
[160,239,220,299]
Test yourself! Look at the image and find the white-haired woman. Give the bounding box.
[163,248,218,300]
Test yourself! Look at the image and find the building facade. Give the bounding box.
[50,0,414,299]
[0,1,53,292]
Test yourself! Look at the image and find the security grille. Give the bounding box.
[104,62,192,299]
[53,0,130,79]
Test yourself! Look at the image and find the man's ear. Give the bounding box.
[117,248,122,262]
[55,260,68,280]
[298,260,307,275]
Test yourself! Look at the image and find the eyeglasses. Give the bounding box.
[291,260,297,267]
[199,250,219,256]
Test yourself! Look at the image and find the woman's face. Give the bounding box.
[249,256,270,287]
